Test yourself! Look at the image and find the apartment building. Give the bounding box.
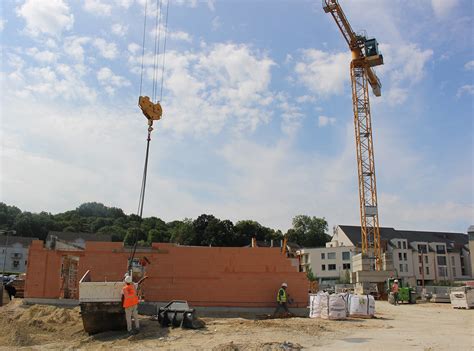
[0,235,37,274]
[297,241,356,284]
[332,225,472,285]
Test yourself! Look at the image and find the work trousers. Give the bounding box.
[393,292,399,305]
[273,302,289,316]
[125,305,140,332]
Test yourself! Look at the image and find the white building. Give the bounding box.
[298,241,356,285]
[0,235,37,274]
[332,225,472,286]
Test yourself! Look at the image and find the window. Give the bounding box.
[438,267,447,277]
[451,256,455,266]
[12,260,19,268]
[437,256,447,266]
[403,241,407,249]
[418,256,422,264]
[399,264,404,272]
[327,252,336,260]
[343,263,351,270]
[452,267,456,278]
[418,244,427,254]
[322,264,326,271]
[342,252,350,261]
[419,267,423,275]
[398,252,403,261]
[403,253,407,261]
[436,245,445,254]
[426,267,430,275]
[425,256,428,264]
[397,241,402,249]
[328,264,336,271]
[405,264,409,273]
[321,253,325,260]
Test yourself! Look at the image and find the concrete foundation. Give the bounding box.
[23,298,309,318]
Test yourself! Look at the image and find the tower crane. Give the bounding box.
[323,0,384,270]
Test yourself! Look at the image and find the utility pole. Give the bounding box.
[420,250,425,290]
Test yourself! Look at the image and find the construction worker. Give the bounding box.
[122,275,148,335]
[4,281,16,300]
[392,279,399,305]
[273,282,290,317]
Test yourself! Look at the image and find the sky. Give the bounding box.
[0,0,473,234]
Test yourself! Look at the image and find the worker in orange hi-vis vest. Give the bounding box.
[122,275,148,335]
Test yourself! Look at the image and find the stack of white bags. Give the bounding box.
[309,292,375,319]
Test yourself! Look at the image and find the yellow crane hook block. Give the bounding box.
[139,96,163,124]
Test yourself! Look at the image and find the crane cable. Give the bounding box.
[130,0,170,271]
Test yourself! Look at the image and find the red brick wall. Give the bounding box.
[25,241,309,307]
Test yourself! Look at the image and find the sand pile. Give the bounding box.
[0,300,83,347]
[213,341,303,351]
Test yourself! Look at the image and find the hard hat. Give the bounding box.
[394,279,398,283]
[282,282,288,288]
[125,275,133,284]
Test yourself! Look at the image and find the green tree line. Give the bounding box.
[0,202,331,248]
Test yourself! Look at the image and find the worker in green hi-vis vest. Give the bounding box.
[273,282,290,317]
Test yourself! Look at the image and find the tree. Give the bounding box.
[286,215,331,247]
[124,227,146,246]
[169,219,195,245]
[148,228,170,243]
[0,203,21,229]
[306,266,317,282]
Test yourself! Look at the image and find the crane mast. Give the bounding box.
[323,0,383,269]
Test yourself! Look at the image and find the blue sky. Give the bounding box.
[1,0,472,233]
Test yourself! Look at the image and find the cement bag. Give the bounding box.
[309,292,327,318]
[320,294,347,320]
[348,294,375,318]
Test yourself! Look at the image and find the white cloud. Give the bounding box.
[17,0,74,37]
[115,0,134,8]
[296,95,315,104]
[379,43,433,85]
[128,43,141,55]
[431,0,459,18]
[174,0,198,7]
[207,0,216,11]
[211,16,221,31]
[111,23,129,37]
[456,85,474,98]
[26,47,58,63]
[294,49,350,97]
[277,94,305,135]
[169,31,192,43]
[63,36,90,62]
[318,115,336,127]
[0,19,6,31]
[464,60,474,71]
[97,67,131,95]
[385,87,408,106]
[127,43,275,135]
[83,0,112,16]
[93,38,118,59]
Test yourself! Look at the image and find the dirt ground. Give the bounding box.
[0,299,472,350]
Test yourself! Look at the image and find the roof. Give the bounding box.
[46,231,112,243]
[0,235,38,246]
[338,225,468,249]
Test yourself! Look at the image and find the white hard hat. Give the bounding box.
[394,279,398,283]
[125,275,133,284]
[282,282,288,288]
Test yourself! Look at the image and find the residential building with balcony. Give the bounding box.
[332,225,472,286]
